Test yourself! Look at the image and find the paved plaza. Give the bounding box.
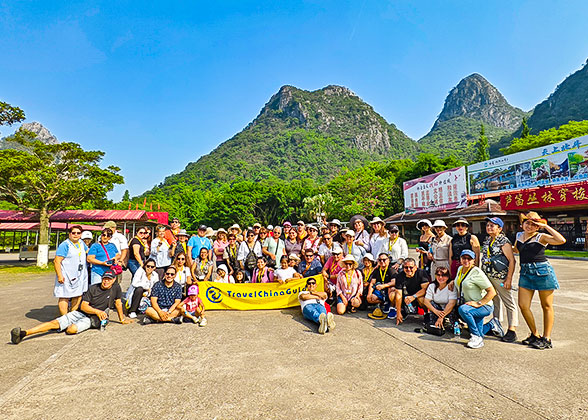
[0,257,587,419]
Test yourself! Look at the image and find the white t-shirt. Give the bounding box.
[275,267,297,282]
[174,266,191,286]
[425,283,457,305]
[110,231,129,252]
[298,290,325,311]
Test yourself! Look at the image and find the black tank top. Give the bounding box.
[451,233,472,261]
[516,233,547,263]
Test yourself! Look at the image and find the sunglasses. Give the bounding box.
[454,223,468,228]
[71,231,82,235]
[145,265,156,269]
[101,233,112,237]
[344,262,354,266]
[307,281,316,285]
[165,272,175,276]
[177,257,185,260]
[378,258,389,262]
[404,266,416,270]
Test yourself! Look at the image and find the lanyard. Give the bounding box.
[345,270,353,288]
[388,237,399,251]
[136,236,149,254]
[379,266,388,282]
[257,267,265,283]
[456,266,472,289]
[487,237,496,258]
[364,267,373,282]
[181,242,187,254]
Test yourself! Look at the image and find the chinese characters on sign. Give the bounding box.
[468,135,588,197]
[500,182,588,210]
[403,167,467,214]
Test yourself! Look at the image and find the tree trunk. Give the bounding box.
[37,206,50,268]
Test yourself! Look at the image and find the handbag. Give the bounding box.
[490,254,510,273]
[100,243,123,275]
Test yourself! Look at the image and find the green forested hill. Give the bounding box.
[149,85,419,192]
[419,73,527,159]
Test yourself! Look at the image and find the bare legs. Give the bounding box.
[57,296,82,316]
[518,287,555,339]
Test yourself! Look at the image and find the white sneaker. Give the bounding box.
[199,317,207,327]
[467,335,484,349]
[128,312,137,319]
[326,312,336,332]
[318,313,327,334]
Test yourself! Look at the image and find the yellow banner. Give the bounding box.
[198,275,325,310]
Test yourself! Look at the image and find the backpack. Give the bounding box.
[244,243,258,271]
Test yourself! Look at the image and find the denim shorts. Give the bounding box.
[519,262,559,291]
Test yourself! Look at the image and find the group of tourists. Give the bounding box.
[10,211,565,351]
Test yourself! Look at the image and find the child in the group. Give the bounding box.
[179,285,207,326]
[234,270,245,284]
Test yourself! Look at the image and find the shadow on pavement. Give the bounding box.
[26,305,59,322]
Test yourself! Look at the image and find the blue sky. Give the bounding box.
[1,1,587,199]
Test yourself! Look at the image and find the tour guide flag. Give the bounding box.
[198,275,324,310]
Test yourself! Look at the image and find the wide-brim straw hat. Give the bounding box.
[520,211,547,226]
[370,217,384,225]
[368,307,387,320]
[338,254,359,270]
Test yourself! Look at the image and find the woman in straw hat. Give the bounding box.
[335,254,363,314]
[515,211,566,350]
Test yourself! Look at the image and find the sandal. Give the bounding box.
[350,307,357,313]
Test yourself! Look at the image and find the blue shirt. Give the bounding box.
[151,281,183,309]
[297,258,323,277]
[187,235,212,259]
[88,242,119,276]
[56,240,88,258]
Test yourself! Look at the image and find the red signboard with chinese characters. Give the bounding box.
[500,181,588,210]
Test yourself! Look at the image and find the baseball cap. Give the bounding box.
[102,270,116,279]
[81,231,93,240]
[198,224,207,230]
[486,217,504,228]
[388,224,399,232]
[460,249,476,259]
[187,285,199,296]
[283,221,292,227]
[104,221,116,229]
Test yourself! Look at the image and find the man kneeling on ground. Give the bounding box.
[11,270,131,344]
[142,266,183,324]
[391,257,430,325]
[298,277,335,334]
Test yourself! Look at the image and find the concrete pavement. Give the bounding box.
[0,259,587,419]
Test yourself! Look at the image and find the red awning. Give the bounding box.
[0,222,103,231]
[0,210,166,223]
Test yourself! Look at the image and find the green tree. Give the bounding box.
[474,123,490,163]
[521,117,530,138]
[0,129,124,267]
[502,120,588,154]
[0,101,25,132]
[122,189,131,202]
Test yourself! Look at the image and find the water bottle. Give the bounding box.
[453,321,461,337]
[500,282,518,291]
[404,285,415,314]
[100,319,108,331]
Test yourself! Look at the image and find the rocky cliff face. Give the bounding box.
[434,73,525,130]
[526,60,588,134]
[0,121,59,150]
[147,84,419,190]
[255,84,416,154]
[419,74,526,159]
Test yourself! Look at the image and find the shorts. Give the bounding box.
[519,262,559,291]
[372,288,388,303]
[56,311,92,333]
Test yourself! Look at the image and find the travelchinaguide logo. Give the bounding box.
[206,286,223,303]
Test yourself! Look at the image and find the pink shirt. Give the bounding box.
[213,240,229,261]
[336,269,363,299]
[182,296,203,313]
[251,267,275,283]
[303,236,320,253]
[323,256,343,285]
